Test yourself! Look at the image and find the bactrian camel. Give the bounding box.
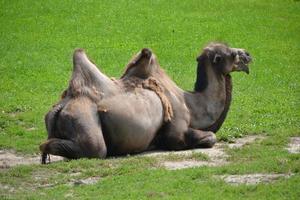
[40,43,251,163]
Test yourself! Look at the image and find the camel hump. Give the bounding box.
[68,49,116,99]
[121,48,154,79]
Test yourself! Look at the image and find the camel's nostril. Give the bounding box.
[245,53,252,62]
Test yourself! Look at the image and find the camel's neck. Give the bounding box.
[184,63,232,132]
[203,75,232,132]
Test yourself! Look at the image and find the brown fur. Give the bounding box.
[68,76,102,102]
[120,44,251,136]
[121,76,173,122]
[122,51,181,97]
[203,75,232,132]
[40,44,251,161]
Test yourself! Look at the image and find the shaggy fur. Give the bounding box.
[40,43,251,162]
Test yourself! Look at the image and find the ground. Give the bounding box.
[0,0,299,199]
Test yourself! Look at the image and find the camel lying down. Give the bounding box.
[40,43,251,163]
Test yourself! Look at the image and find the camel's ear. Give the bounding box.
[202,48,221,64]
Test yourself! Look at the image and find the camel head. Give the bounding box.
[194,43,251,92]
[121,48,160,79]
[198,42,252,75]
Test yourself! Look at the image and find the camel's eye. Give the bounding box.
[213,54,222,64]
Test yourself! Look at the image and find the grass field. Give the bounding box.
[0,0,299,199]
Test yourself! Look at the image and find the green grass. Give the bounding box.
[0,0,299,199]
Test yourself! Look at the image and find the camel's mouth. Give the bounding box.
[232,49,252,74]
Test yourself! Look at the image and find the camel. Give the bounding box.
[120,43,251,150]
[40,43,251,163]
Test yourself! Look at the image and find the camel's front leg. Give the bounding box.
[159,111,217,150]
[40,136,107,164]
[161,127,216,150]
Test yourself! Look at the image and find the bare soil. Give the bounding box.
[37,176,101,188]
[141,135,265,170]
[1,135,296,187]
[217,173,293,185]
[0,135,265,170]
[286,137,300,154]
[143,143,227,169]
[227,135,265,149]
[0,150,64,168]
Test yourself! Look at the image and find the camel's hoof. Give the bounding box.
[41,153,49,164]
[198,132,217,148]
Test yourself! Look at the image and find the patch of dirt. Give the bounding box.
[227,135,265,149]
[142,143,228,169]
[146,191,167,198]
[141,135,265,170]
[163,160,212,170]
[37,176,101,188]
[0,183,15,193]
[0,135,265,170]
[218,173,293,185]
[70,176,101,186]
[0,175,100,193]
[0,150,64,169]
[31,171,98,189]
[286,137,300,154]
